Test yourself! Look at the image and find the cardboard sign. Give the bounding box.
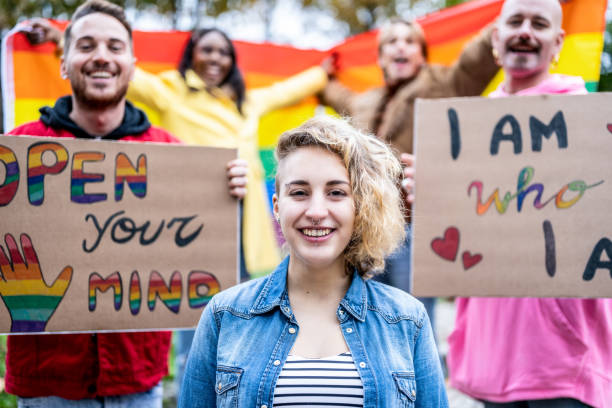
[412,93,612,298]
[0,135,238,333]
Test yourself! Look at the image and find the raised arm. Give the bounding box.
[19,19,62,48]
[248,66,328,115]
[318,79,359,117]
[126,68,173,113]
[448,24,499,97]
[317,53,358,115]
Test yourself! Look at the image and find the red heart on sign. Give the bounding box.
[607,124,612,134]
[462,251,482,270]
[431,227,459,262]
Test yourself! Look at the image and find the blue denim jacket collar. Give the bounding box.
[250,256,367,322]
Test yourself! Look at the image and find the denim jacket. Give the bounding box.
[179,257,448,408]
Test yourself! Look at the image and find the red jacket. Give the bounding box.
[5,117,178,399]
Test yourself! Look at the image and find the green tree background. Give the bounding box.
[0,0,461,33]
[598,15,612,91]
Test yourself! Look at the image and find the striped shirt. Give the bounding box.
[272,352,364,407]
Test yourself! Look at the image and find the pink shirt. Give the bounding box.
[447,74,612,407]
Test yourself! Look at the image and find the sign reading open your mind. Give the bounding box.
[413,93,612,298]
[0,135,238,333]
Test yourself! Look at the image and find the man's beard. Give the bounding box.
[71,78,129,110]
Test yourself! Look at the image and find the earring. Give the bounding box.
[551,54,560,69]
[492,48,500,65]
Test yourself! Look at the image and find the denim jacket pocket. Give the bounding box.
[215,365,243,408]
[392,371,417,406]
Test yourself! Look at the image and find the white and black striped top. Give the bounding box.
[272,352,364,407]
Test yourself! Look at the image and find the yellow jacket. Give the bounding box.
[128,66,328,276]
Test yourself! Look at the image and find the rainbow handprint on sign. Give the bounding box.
[0,233,72,332]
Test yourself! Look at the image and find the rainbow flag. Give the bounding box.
[2,0,605,236]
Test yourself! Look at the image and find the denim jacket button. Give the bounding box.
[346,328,353,333]
[218,383,222,390]
[359,362,366,368]
[339,310,344,315]
[283,307,290,313]
[412,390,416,396]
[262,405,268,408]
[288,327,296,334]
[273,360,281,366]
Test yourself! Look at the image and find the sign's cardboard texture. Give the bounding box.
[0,135,238,333]
[412,93,612,297]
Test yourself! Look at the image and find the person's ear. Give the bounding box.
[273,194,280,224]
[60,56,68,80]
[491,27,502,66]
[553,29,565,59]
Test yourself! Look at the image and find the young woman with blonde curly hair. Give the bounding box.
[179,116,448,408]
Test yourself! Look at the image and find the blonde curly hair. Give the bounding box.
[275,115,406,278]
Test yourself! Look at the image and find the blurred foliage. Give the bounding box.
[298,0,469,35]
[0,336,17,408]
[0,0,470,33]
[598,16,612,91]
[0,0,155,30]
[0,0,261,30]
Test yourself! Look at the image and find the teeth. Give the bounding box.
[90,71,112,78]
[303,228,331,237]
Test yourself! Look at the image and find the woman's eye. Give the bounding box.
[289,190,307,196]
[329,189,347,197]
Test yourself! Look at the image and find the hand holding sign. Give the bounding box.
[0,234,72,332]
[226,159,248,199]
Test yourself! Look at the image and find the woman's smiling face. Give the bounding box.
[192,31,232,88]
[274,146,355,271]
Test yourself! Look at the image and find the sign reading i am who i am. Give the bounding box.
[412,93,612,298]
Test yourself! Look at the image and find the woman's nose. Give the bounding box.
[304,195,328,220]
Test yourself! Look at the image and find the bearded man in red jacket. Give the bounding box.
[5,0,247,406]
